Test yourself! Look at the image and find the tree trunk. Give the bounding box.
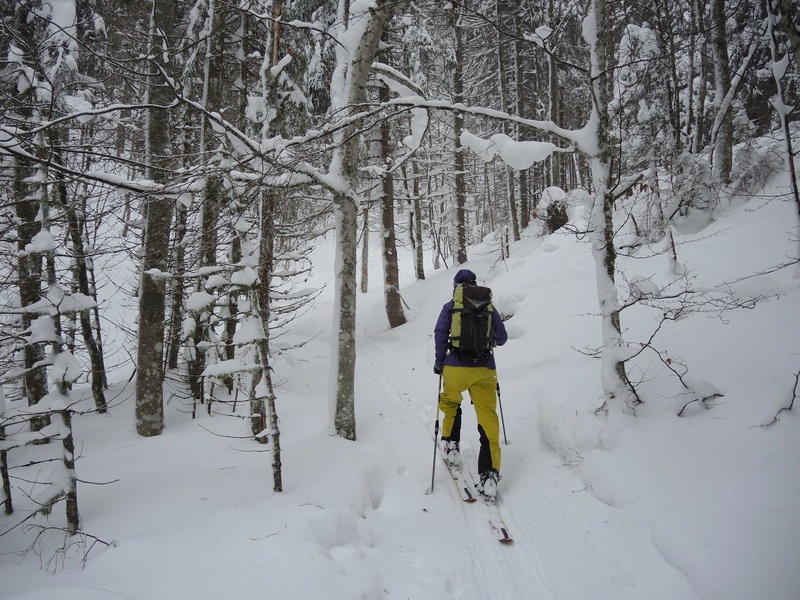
[451,5,468,265]
[685,0,697,151]
[411,160,425,280]
[256,190,282,492]
[710,0,733,183]
[379,80,407,328]
[587,0,635,407]
[14,156,49,431]
[360,204,369,293]
[189,1,226,406]
[166,200,187,371]
[515,13,530,231]
[10,4,49,433]
[496,1,520,243]
[61,408,81,534]
[0,387,11,514]
[329,0,402,439]
[331,192,359,439]
[135,0,178,437]
[57,155,108,413]
[768,0,800,229]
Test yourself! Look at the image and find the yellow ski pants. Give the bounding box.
[439,366,501,473]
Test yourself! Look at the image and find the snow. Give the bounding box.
[23,228,58,254]
[460,130,558,170]
[186,291,217,312]
[1,177,799,599]
[28,315,58,344]
[270,53,293,78]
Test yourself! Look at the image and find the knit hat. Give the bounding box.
[453,269,477,286]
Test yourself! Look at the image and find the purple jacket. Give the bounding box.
[434,281,508,369]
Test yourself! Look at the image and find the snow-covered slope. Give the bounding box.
[2,179,798,600]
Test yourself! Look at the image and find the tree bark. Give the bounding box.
[1,387,11,514]
[14,156,49,430]
[411,160,425,280]
[451,5,468,265]
[135,0,178,437]
[515,13,530,230]
[329,0,403,439]
[587,0,635,406]
[360,204,369,293]
[53,141,108,413]
[379,79,407,328]
[710,0,733,183]
[61,409,80,534]
[497,0,520,243]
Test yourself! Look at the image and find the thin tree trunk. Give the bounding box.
[166,199,187,370]
[452,5,468,264]
[511,14,529,230]
[0,386,11,514]
[496,1,520,242]
[710,0,733,183]
[412,162,425,280]
[47,130,107,412]
[685,0,697,151]
[379,79,406,328]
[14,158,49,432]
[329,0,402,439]
[360,204,369,293]
[768,0,800,228]
[587,0,635,406]
[10,5,49,430]
[61,409,80,534]
[255,188,282,490]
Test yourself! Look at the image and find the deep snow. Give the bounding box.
[1,175,799,600]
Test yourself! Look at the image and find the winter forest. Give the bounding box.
[1,0,799,598]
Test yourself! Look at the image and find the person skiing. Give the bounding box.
[434,269,508,499]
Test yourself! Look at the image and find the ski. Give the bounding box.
[428,427,511,542]
[441,448,477,503]
[484,499,513,544]
[461,450,514,544]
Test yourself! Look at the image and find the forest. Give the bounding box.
[1,0,799,562]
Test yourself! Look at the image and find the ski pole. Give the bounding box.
[497,381,508,445]
[427,373,442,495]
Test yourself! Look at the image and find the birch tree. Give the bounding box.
[328,0,405,439]
[584,0,636,405]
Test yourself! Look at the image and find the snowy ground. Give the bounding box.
[1,177,799,600]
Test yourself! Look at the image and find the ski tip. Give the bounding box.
[425,487,432,496]
[499,537,514,544]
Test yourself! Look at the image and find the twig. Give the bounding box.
[677,393,723,417]
[249,524,287,541]
[759,368,799,428]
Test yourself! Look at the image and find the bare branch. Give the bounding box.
[759,368,800,428]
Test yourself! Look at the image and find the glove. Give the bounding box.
[433,363,443,375]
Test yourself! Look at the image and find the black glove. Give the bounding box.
[433,363,443,375]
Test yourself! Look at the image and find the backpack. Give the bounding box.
[449,283,493,362]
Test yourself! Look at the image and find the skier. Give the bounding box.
[434,269,508,498]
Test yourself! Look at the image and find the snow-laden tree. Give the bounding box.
[0,286,97,534]
[327,0,407,439]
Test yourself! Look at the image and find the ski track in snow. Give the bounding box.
[360,349,554,600]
